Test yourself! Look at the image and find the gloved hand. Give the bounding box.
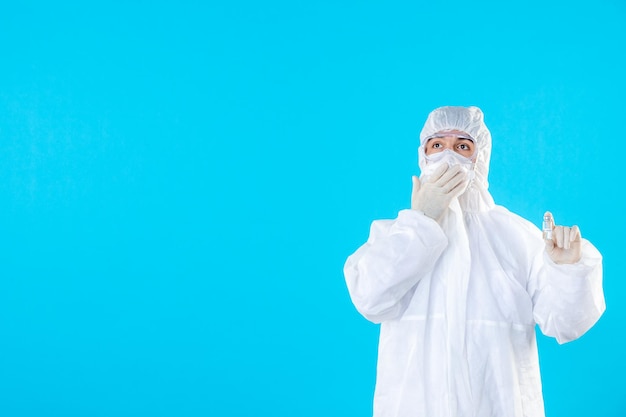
[543,211,582,264]
[411,164,469,222]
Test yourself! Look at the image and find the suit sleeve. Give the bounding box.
[529,238,605,344]
[343,209,448,323]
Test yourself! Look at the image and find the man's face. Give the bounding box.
[424,130,475,159]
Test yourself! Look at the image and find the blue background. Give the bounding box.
[1,1,624,416]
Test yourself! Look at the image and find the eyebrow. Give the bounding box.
[426,132,474,141]
[428,138,473,144]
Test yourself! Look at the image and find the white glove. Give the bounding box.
[411,164,469,222]
[543,211,582,264]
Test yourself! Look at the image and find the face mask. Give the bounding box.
[421,149,476,182]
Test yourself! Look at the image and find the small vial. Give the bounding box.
[542,214,553,240]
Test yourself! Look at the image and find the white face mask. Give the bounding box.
[421,149,476,182]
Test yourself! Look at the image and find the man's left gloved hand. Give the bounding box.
[543,211,582,264]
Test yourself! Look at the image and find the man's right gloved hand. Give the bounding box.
[411,164,469,222]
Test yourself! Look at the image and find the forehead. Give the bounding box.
[428,129,474,141]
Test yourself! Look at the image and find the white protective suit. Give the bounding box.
[344,106,605,417]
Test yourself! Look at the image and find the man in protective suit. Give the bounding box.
[344,106,605,417]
